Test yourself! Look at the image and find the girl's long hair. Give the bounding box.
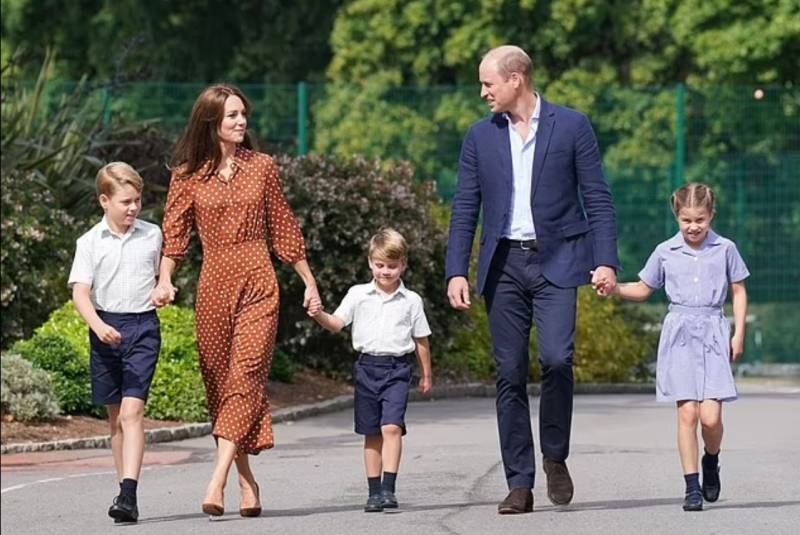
[169,84,255,179]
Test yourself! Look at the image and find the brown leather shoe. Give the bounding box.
[543,458,574,505]
[497,488,533,514]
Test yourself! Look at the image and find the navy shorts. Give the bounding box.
[354,353,414,436]
[90,310,161,406]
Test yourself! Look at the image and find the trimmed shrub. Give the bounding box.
[11,332,99,417]
[144,305,207,422]
[12,302,211,422]
[1,353,61,422]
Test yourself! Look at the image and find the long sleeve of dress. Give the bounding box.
[162,171,195,263]
[263,158,305,264]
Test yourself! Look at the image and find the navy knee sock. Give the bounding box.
[368,476,381,496]
[120,478,138,501]
[382,471,397,493]
[684,473,700,494]
[703,449,719,468]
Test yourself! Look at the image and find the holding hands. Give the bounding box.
[304,284,323,317]
[590,266,618,297]
[151,283,177,308]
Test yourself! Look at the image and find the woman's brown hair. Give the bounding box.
[169,84,256,178]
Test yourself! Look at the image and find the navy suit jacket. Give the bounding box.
[446,98,619,294]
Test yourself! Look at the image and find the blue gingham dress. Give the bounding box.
[639,230,750,402]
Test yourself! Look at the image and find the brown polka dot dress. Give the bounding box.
[162,146,305,455]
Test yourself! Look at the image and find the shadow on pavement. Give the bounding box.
[546,497,800,512]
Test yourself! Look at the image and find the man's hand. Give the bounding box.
[447,276,472,310]
[591,266,618,297]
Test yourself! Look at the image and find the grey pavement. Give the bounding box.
[2,387,799,534]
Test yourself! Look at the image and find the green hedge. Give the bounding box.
[442,288,657,383]
[12,302,209,421]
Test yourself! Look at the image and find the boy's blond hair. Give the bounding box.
[368,228,408,262]
[96,162,144,198]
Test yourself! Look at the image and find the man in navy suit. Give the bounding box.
[446,45,619,514]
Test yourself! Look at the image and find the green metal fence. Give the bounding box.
[35,81,800,363]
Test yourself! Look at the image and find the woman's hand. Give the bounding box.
[303,284,322,316]
[151,283,177,308]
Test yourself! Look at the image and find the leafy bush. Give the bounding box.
[1,353,61,422]
[444,287,657,383]
[144,306,207,422]
[272,155,467,376]
[11,302,211,422]
[11,332,99,417]
[271,349,295,384]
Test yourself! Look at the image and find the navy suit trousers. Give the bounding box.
[484,243,576,489]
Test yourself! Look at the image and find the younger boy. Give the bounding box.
[310,228,433,512]
[68,162,167,523]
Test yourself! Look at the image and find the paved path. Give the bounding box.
[2,389,799,534]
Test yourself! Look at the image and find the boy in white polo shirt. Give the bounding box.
[68,162,168,524]
[310,228,432,512]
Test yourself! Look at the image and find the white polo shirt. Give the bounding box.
[333,280,432,357]
[68,217,162,313]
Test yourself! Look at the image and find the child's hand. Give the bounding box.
[730,333,745,362]
[303,285,323,316]
[94,322,122,346]
[151,284,176,308]
[591,267,617,297]
[418,375,432,395]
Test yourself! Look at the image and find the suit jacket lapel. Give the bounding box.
[532,99,555,199]
[494,114,513,194]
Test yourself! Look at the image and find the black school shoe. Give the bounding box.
[108,495,139,523]
[380,489,398,509]
[364,494,383,513]
[701,454,721,502]
[682,489,703,511]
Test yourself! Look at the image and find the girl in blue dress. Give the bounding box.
[608,183,749,511]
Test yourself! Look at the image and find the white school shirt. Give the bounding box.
[503,92,541,240]
[68,217,162,313]
[332,280,432,357]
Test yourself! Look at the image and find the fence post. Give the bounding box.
[667,83,687,236]
[674,83,686,189]
[297,82,309,156]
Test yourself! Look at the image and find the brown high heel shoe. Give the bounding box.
[202,490,225,517]
[239,482,262,517]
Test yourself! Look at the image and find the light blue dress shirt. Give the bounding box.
[503,93,541,240]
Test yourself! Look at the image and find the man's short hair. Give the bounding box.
[483,45,533,87]
[96,162,144,198]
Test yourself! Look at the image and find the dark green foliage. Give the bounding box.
[12,333,100,417]
[272,154,466,376]
[270,350,296,384]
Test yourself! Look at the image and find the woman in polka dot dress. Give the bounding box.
[154,84,322,518]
